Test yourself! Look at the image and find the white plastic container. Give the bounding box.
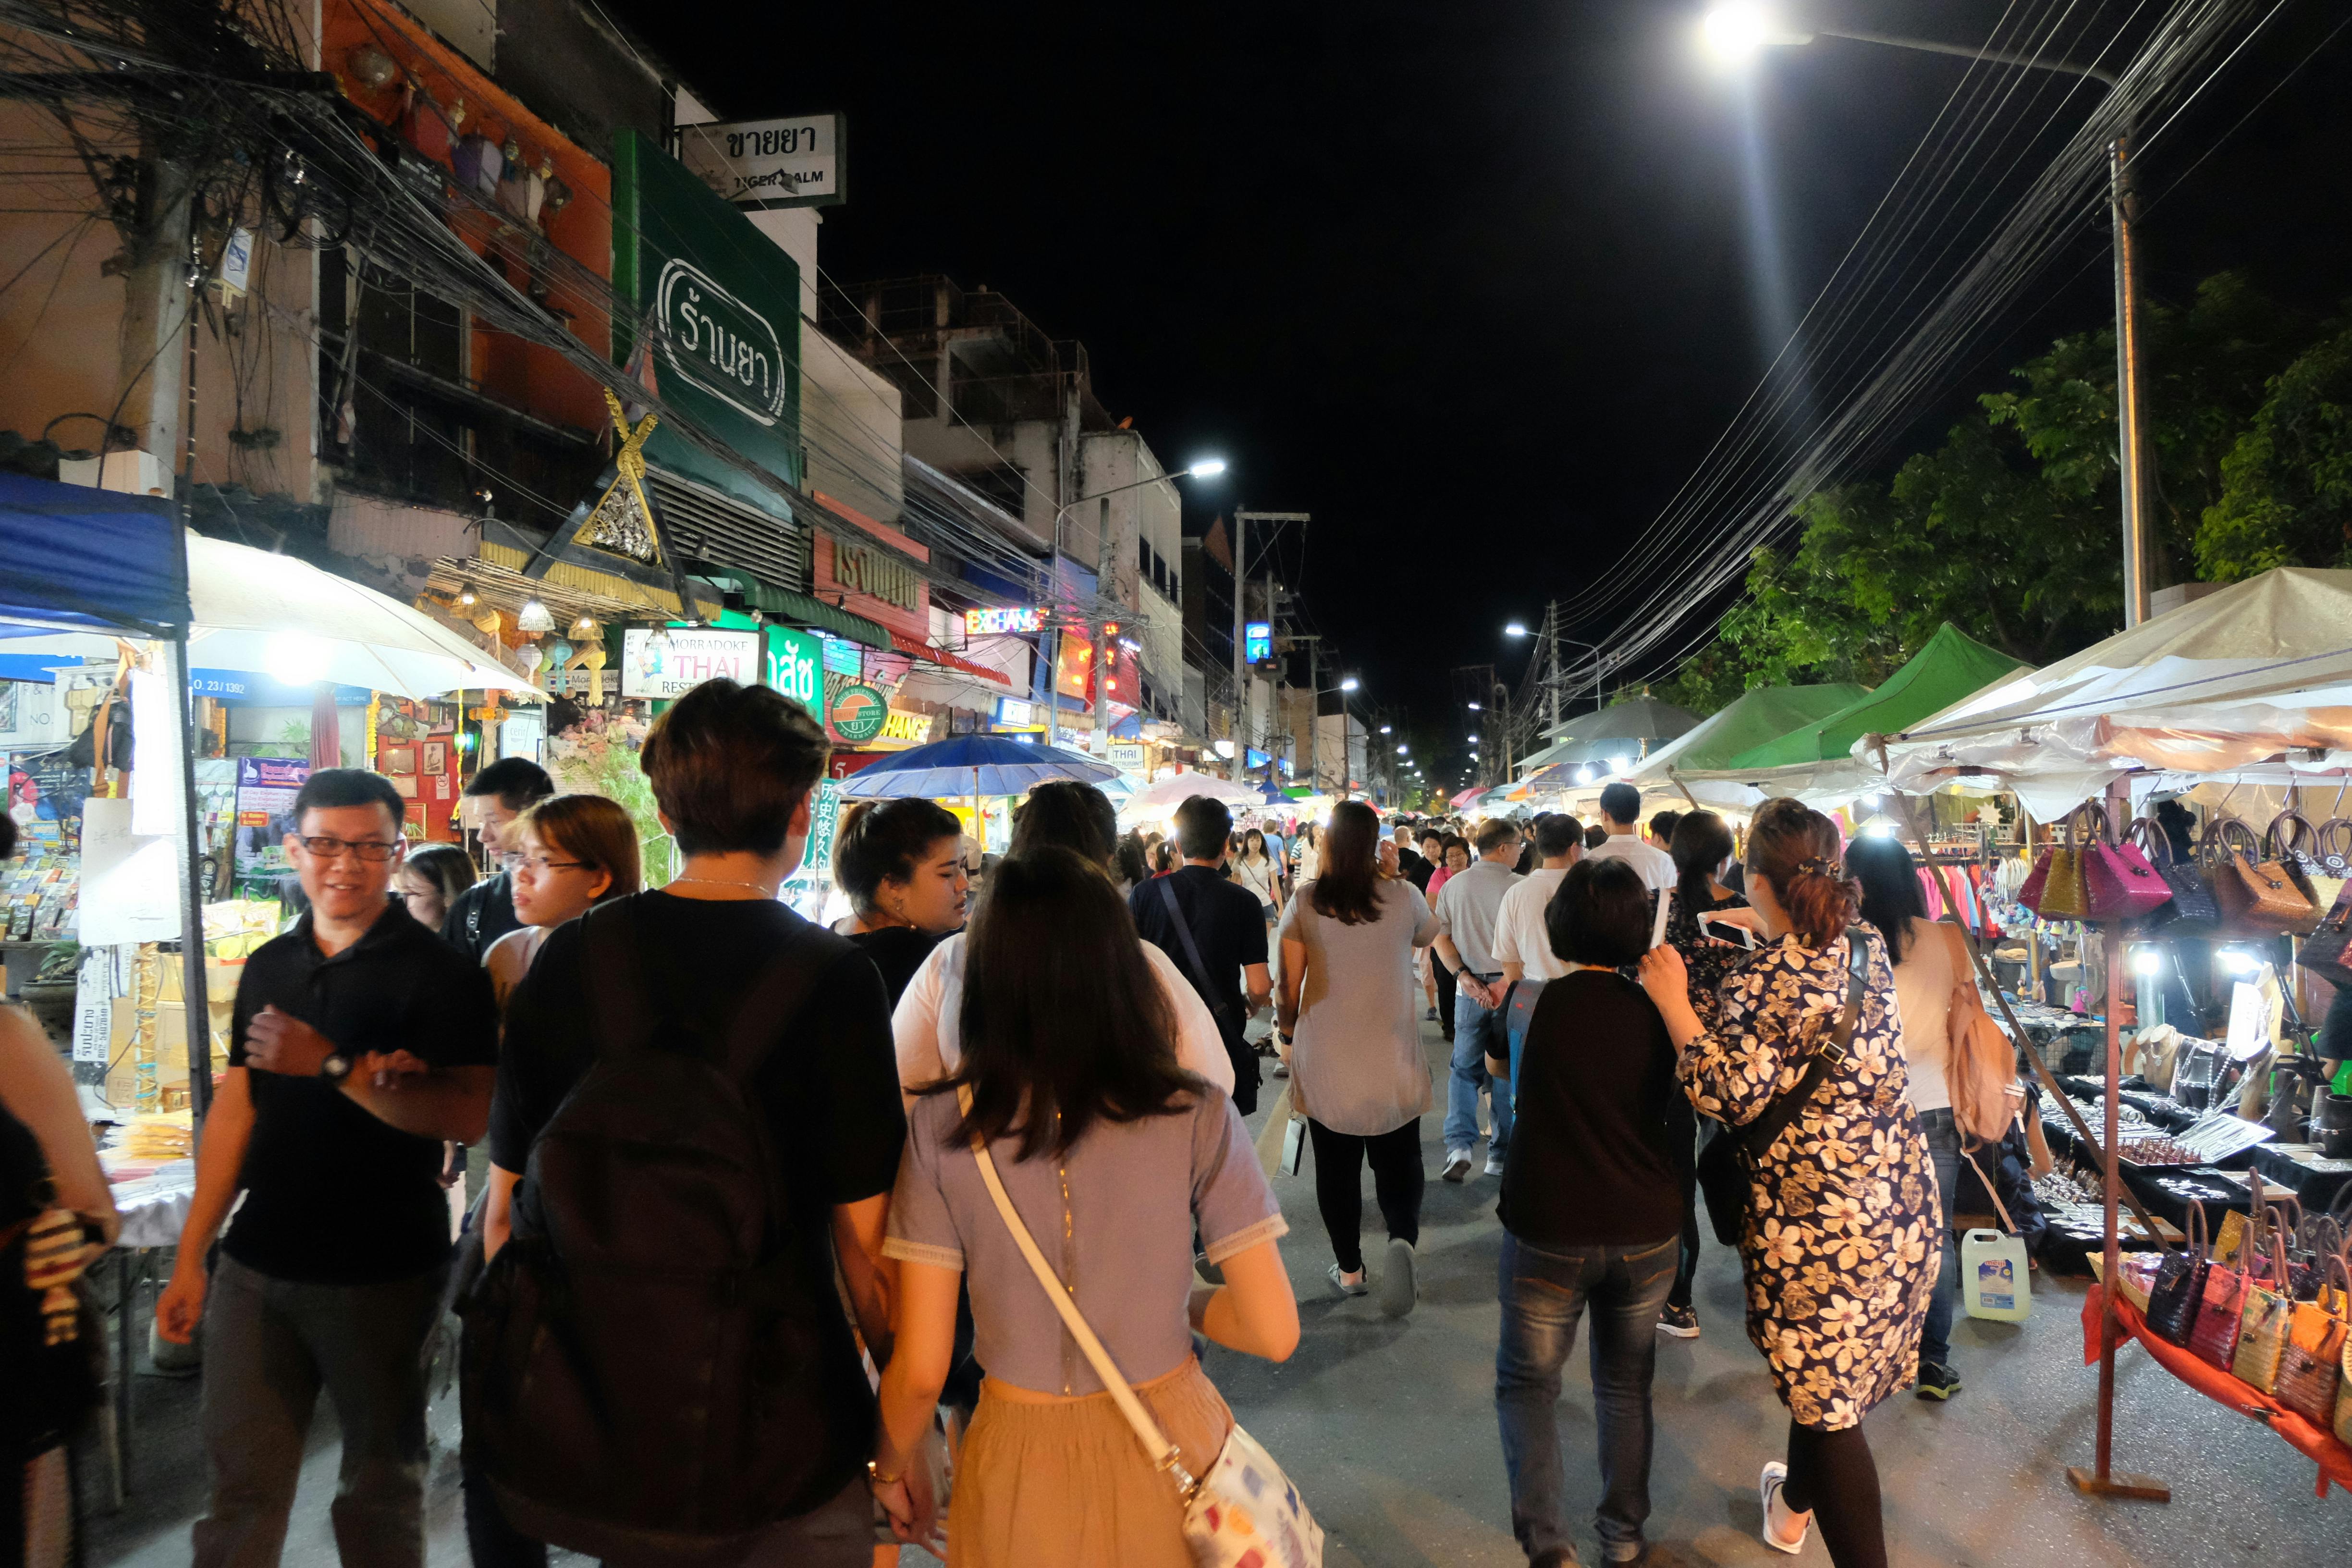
[1960,1229,2031,1322]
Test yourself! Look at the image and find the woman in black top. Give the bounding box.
[1486,857,1690,1568]
[1658,809,1750,1336]
[832,798,970,1004]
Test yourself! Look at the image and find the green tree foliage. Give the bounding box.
[1656,272,2315,708]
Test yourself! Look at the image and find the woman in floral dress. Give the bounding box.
[1638,798,1935,1568]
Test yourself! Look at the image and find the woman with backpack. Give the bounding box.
[1636,799,1935,1568]
[872,847,1300,1565]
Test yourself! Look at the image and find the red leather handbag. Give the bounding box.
[2080,804,2172,920]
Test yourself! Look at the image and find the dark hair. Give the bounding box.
[1419,827,1444,850]
[1599,781,1642,827]
[1746,797,1860,946]
[1535,812,1582,858]
[1546,857,1653,968]
[1846,833,1928,964]
[1114,830,1150,887]
[1175,795,1233,861]
[1650,809,1682,844]
[1473,817,1521,856]
[1585,823,1608,850]
[1242,827,1271,859]
[294,767,404,835]
[1009,780,1118,869]
[545,697,587,736]
[464,756,555,811]
[1310,800,1384,924]
[1440,832,1470,862]
[640,679,827,856]
[521,794,643,904]
[0,814,18,860]
[402,842,476,903]
[1151,840,1177,873]
[943,847,1197,1160]
[1670,810,1735,918]
[2154,798,2195,860]
[833,797,963,917]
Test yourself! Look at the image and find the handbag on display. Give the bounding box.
[2230,1230,2297,1394]
[2079,804,2173,921]
[2188,1210,2259,1371]
[2264,812,2328,931]
[1695,929,1870,1247]
[2209,819,2318,937]
[2139,816,2224,935]
[958,1088,1323,1568]
[2020,810,2091,920]
[2275,1254,2348,1427]
[2294,877,2352,986]
[2144,1200,2209,1347]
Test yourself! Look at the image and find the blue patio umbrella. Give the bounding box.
[838,733,1120,802]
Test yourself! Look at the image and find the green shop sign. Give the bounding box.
[613,128,802,513]
[763,625,822,719]
[829,682,888,745]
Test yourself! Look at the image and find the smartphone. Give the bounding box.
[1700,910,1757,949]
[1652,888,1673,950]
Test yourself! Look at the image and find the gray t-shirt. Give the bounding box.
[883,1086,1285,1396]
[1433,859,1523,975]
[1278,878,1440,1136]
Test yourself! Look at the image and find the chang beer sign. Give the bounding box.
[613,129,802,513]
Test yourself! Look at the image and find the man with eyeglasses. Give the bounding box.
[156,768,499,1568]
[442,757,555,962]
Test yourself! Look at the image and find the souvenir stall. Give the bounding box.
[1874,567,2352,1500]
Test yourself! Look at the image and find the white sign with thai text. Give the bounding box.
[622,627,760,699]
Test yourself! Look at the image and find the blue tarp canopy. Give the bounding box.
[0,473,189,634]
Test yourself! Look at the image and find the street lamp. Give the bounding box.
[1504,622,1529,638]
[1313,674,1362,799]
[1045,459,1229,743]
[1694,10,2148,625]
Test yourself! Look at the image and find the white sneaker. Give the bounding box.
[1759,1460,1810,1556]
[1484,1153,1507,1177]
[1441,1150,1473,1183]
[1377,1237,1418,1319]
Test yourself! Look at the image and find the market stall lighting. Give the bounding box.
[1185,457,1229,478]
[266,631,331,686]
[1577,766,1595,784]
[456,584,478,608]
[517,598,554,633]
[1608,755,1632,774]
[2131,946,2165,977]
[2218,947,2263,977]
[1467,733,1479,742]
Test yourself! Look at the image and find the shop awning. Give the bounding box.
[888,630,1009,686]
[0,473,189,634]
[736,578,892,649]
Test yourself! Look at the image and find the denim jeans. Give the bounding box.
[1494,1232,1678,1563]
[1446,979,1514,1156]
[1916,1106,1961,1368]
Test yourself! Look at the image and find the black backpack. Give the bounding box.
[462,895,855,1560]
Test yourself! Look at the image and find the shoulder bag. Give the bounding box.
[2231,1229,2297,1393]
[2210,819,2317,937]
[2188,1203,2260,1371]
[2019,810,2090,920]
[959,1087,1323,1568]
[2265,812,2328,932]
[2274,1252,2347,1427]
[2136,816,2223,935]
[1694,928,1870,1247]
[2144,1199,2207,1347]
[1157,878,1240,1035]
[2080,804,2172,921]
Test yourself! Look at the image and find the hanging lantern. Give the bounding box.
[517,598,555,633]
[579,640,609,705]
[514,642,544,686]
[544,637,572,695]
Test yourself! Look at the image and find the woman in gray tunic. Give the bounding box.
[1276,800,1440,1318]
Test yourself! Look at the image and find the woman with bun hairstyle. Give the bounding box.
[1636,798,1935,1568]
[832,797,969,1004]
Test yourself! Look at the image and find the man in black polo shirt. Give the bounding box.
[1130,794,1271,1112]
[442,757,554,961]
[156,769,497,1568]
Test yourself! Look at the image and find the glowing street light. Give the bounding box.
[1467,701,1482,711]
[1185,457,1228,478]
[1339,676,1360,692]
[1504,622,1529,638]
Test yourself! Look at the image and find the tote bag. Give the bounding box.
[2144,1200,2208,1347]
[2274,1255,2348,1426]
[958,1088,1322,1568]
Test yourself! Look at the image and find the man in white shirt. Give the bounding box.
[1585,782,1675,893]
[1493,813,1583,987]
[1433,818,1524,1181]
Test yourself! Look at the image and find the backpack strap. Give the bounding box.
[1155,875,1237,1031]
[1724,926,1871,1161]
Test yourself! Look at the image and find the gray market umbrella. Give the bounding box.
[1529,696,1700,768]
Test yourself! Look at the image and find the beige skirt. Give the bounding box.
[948,1357,1232,1568]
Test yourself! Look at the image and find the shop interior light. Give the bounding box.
[1608,755,1632,774]
[1577,766,1595,784]
[456,584,478,608]
[2131,946,2166,977]
[516,598,554,633]
[2218,947,2264,977]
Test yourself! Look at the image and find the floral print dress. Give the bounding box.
[1679,927,1940,1430]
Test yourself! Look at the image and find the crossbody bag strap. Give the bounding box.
[1729,926,1871,1159]
[1155,876,1235,1026]
[954,1085,1199,1494]
[1958,1146,2019,1235]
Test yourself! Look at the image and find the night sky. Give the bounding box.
[622,0,2352,787]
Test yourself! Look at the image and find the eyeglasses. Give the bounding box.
[295,836,404,863]
[513,854,590,876]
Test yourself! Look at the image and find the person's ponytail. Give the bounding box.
[1746,797,1859,946]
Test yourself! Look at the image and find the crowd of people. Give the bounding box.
[0,693,2032,1568]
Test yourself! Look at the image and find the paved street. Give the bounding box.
[86,1015,2340,1568]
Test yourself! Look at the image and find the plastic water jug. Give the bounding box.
[1960,1229,2031,1322]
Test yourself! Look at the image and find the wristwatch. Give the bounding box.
[318,1052,354,1085]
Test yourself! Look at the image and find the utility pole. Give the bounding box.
[1545,599,1562,733]
[2111,134,2151,628]
[1228,512,1245,781]
[1307,638,1320,795]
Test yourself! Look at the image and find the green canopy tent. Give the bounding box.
[1679,623,2030,799]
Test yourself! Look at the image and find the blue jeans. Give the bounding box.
[1494,1232,1678,1563]
[1446,979,1514,1156]
[1917,1106,1961,1368]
